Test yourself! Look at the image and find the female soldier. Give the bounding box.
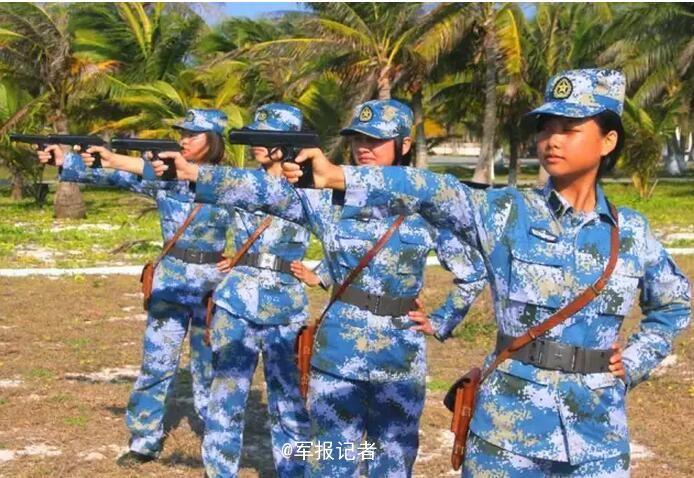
[37,109,231,467]
[284,69,692,477]
[154,99,488,477]
[197,104,312,478]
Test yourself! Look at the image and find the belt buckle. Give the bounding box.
[366,293,382,313]
[546,342,575,372]
[258,253,276,269]
[187,249,203,263]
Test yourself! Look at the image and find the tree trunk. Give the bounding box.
[10,167,23,200]
[508,125,520,186]
[472,13,498,185]
[377,65,392,100]
[53,111,86,219]
[412,88,428,168]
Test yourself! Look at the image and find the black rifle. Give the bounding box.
[111,138,182,181]
[9,134,106,168]
[228,128,321,188]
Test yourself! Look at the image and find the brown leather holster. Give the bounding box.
[140,262,155,311]
[295,324,317,398]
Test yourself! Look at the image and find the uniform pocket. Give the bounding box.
[397,229,430,274]
[508,249,565,309]
[335,228,378,269]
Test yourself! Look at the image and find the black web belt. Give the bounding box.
[169,246,223,264]
[496,332,612,374]
[236,252,293,275]
[336,285,417,317]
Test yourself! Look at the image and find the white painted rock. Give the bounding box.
[652,354,678,377]
[82,452,106,461]
[631,442,654,460]
[0,380,23,388]
[65,365,139,383]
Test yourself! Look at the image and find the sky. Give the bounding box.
[222,2,307,18]
[200,2,537,24]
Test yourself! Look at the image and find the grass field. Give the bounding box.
[1,176,692,269]
[0,259,692,477]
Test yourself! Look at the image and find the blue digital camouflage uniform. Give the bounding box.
[338,70,692,477]
[201,103,313,478]
[193,99,488,477]
[59,109,231,458]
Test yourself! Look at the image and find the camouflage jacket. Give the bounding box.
[193,165,488,382]
[60,152,229,305]
[60,155,311,325]
[342,165,691,464]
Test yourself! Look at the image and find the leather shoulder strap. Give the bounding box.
[154,203,203,268]
[318,214,406,323]
[481,203,620,382]
[225,215,273,268]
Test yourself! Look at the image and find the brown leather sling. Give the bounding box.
[203,215,273,346]
[140,204,203,311]
[295,215,406,399]
[444,203,620,471]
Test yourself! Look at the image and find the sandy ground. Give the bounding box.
[0,258,692,477]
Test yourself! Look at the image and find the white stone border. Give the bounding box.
[1,249,693,277]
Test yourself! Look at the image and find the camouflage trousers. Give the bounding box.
[305,368,426,478]
[125,297,213,457]
[202,309,310,478]
[463,432,630,477]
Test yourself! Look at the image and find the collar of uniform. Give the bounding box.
[543,181,572,218]
[594,183,617,226]
[543,180,616,225]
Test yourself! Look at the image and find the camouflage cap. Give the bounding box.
[247,103,303,132]
[341,99,413,139]
[173,109,228,135]
[527,68,626,119]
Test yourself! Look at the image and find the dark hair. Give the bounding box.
[394,136,413,166]
[592,110,625,177]
[535,111,625,178]
[203,131,226,165]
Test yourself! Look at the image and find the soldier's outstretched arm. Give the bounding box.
[153,152,310,226]
[59,150,184,198]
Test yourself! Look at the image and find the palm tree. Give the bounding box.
[620,98,680,198]
[0,80,46,201]
[602,3,693,176]
[239,3,477,166]
[196,15,315,108]
[0,3,118,218]
[70,3,203,84]
[66,3,209,135]
[425,3,529,184]
[98,72,246,166]
[527,3,616,185]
